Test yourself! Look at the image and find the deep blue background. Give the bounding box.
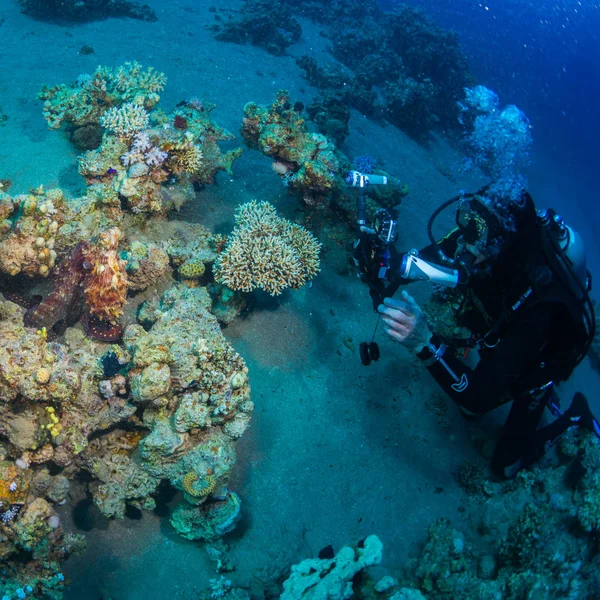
[380,0,599,169]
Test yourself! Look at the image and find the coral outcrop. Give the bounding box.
[214,201,321,295]
[241,91,343,206]
[0,279,254,591]
[39,62,165,133]
[0,59,258,596]
[79,99,241,214]
[70,285,253,537]
[398,431,600,599]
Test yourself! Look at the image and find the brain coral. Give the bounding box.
[213,200,321,295]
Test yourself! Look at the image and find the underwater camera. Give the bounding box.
[347,170,394,366]
[345,170,389,227]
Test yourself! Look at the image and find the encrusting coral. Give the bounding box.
[214,200,321,295]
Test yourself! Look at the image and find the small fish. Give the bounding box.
[318,544,334,559]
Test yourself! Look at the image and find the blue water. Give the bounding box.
[383,0,600,165]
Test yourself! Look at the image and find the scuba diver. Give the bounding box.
[350,173,599,477]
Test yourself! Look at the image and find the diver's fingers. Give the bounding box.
[399,290,422,313]
[382,317,412,336]
[380,300,414,319]
[379,307,415,328]
[384,326,409,343]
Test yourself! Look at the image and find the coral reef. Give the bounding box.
[80,99,241,214]
[0,60,257,595]
[241,90,408,220]
[268,431,600,600]
[241,91,344,206]
[211,0,302,56]
[399,431,600,598]
[74,285,253,529]
[0,279,254,589]
[292,4,472,138]
[19,0,156,22]
[213,201,321,296]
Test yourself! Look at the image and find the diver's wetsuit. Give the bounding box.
[413,228,586,477]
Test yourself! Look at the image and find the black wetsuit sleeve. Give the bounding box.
[420,303,558,414]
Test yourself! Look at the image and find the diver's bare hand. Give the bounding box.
[378,291,432,351]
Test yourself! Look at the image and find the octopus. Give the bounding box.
[23,228,128,342]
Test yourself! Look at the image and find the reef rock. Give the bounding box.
[281,535,383,600]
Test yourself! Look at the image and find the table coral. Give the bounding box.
[214,200,321,295]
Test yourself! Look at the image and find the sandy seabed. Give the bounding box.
[0,1,599,598]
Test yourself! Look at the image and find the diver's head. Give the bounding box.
[454,184,537,275]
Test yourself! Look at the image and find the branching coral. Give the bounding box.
[100,102,150,140]
[214,201,321,295]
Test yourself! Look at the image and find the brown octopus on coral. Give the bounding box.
[24,228,128,341]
